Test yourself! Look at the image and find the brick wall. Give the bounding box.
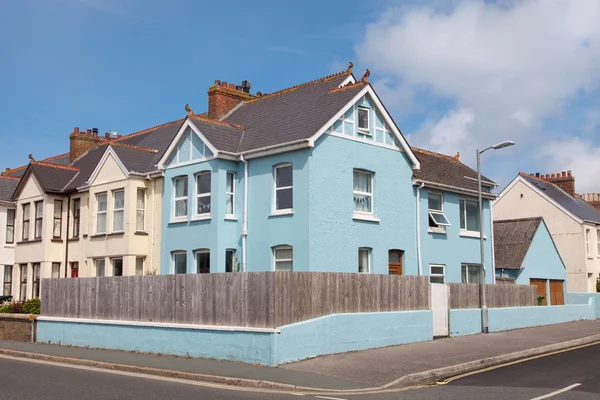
[207,81,253,120]
[69,127,107,163]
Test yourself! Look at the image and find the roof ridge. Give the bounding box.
[41,152,69,163]
[190,115,244,130]
[32,161,80,171]
[114,118,185,142]
[104,141,158,153]
[1,165,27,176]
[0,175,20,181]
[494,217,543,224]
[244,70,352,104]
[328,81,365,94]
[411,146,462,164]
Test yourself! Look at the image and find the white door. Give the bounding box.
[431,283,449,337]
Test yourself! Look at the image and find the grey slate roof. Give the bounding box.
[521,174,600,224]
[224,73,366,152]
[118,120,184,170]
[494,217,543,269]
[190,117,243,153]
[412,148,495,193]
[30,163,79,193]
[0,177,19,202]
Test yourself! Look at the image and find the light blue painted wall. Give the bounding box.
[37,321,274,365]
[274,311,432,364]
[566,292,600,318]
[449,309,482,337]
[245,150,310,271]
[307,134,417,274]
[420,190,494,283]
[487,298,595,332]
[160,157,244,274]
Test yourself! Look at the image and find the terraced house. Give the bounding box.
[0,175,18,298]
[1,65,497,299]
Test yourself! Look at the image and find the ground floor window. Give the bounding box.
[225,249,236,273]
[112,258,123,277]
[195,250,210,273]
[173,252,187,274]
[3,266,12,296]
[136,257,145,276]
[358,248,371,273]
[32,263,41,298]
[273,246,293,271]
[461,263,481,284]
[95,259,105,277]
[51,263,60,278]
[429,264,445,284]
[70,262,79,278]
[19,264,28,301]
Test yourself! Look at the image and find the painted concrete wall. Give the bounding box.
[0,204,15,296]
[421,190,494,283]
[565,292,600,318]
[487,298,595,332]
[308,133,416,274]
[275,311,432,364]
[494,179,592,292]
[449,309,482,337]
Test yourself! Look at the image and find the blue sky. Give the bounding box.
[2,0,600,192]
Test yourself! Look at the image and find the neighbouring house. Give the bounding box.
[0,176,18,298]
[494,172,600,292]
[5,123,184,299]
[157,66,495,282]
[493,217,566,305]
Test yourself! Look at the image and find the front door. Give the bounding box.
[431,283,449,337]
[530,279,547,305]
[549,280,565,305]
[388,250,404,275]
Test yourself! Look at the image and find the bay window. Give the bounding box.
[136,189,146,231]
[34,201,43,239]
[53,200,62,238]
[195,172,211,217]
[5,209,15,244]
[226,172,235,217]
[173,177,188,220]
[113,189,124,232]
[22,203,30,241]
[96,193,107,234]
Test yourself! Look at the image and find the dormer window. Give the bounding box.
[358,107,370,133]
[428,192,450,228]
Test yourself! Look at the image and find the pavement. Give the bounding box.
[1,343,599,399]
[0,319,599,393]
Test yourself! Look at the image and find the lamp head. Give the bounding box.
[491,140,515,150]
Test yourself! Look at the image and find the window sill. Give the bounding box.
[17,239,42,244]
[68,237,80,242]
[224,216,238,221]
[134,231,149,236]
[269,210,294,218]
[51,238,64,243]
[4,243,15,248]
[169,219,188,225]
[352,213,380,223]
[357,128,371,135]
[90,233,107,238]
[460,230,486,239]
[191,215,211,222]
[428,227,447,235]
[107,231,125,237]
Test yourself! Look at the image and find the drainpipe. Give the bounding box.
[150,177,156,275]
[490,201,496,284]
[64,195,71,278]
[241,155,249,272]
[416,182,425,276]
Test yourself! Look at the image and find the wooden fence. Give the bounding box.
[448,283,537,309]
[41,272,430,328]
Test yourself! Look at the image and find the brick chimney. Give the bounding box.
[582,193,600,210]
[69,127,107,163]
[207,80,254,120]
[541,170,575,197]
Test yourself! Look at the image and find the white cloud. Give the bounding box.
[356,0,600,173]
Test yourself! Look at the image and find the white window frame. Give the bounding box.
[22,203,30,241]
[460,198,480,233]
[136,188,146,232]
[172,251,187,274]
[112,257,123,277]
[136,257,145,276]
[173,176,188,221]
[195,171,211,218]
[273,245,293,272]
[358,248,371,273]
[225,249,236,273]
[96,193,108,234]
[225,171,235,217]
[95,258,105,277]
[461,263,481,284]
[34,200,43,239]
[5,208,15,244]
[51,263,60,279]
[353,169,374,215]
[596,229,600,258]
[273,164,293,213]
[429,264,446,284]
[112,189,125,233]
[194,249,210,273]
[357,106,370,133]
[428,192,450,228]
[586,228,591,257]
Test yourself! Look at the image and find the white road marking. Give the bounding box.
[289,394,305,397]
[529,383,581,399]
[315,396,347,400]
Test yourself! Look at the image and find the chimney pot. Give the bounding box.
[74,127,80,134]
[214,80,221,86]
[229,83,234,89]
[235,85,242,91]
[105,132,110,139]
[92,128,98,137]
[86,129,91,136]
[551,174,556,178]
[221,82,227,87]
[567,170,572,177]
[562,171,566,177]
[535,172,540,177]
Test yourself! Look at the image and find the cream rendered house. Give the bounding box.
[0,176,18,299]
[9,123,182,299]
[494,172,600,292]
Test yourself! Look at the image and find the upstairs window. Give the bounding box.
[273,245,293,271]
[5,209,15,244]
[96,193,107,234]
[22,203,30,241]
[174,176,188,220]
[53,200,63,238]
[34,201,43,239]
[136,189,146,231]
[428,192,450,228]
[460,198,480,232]
[357,106,370,132]
[72,199,81,238]
[195,172,211,217]
[353,170,373,214]
[226,172,235,217]
[586,228,591,256]
[274,164,293,212]
[597,229,600,257]
[113,189,125,232]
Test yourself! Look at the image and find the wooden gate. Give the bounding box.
[431,283,449,337]
[530,279,547,305]
[549,280,565,306]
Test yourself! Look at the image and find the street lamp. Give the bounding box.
[477,140,515,334]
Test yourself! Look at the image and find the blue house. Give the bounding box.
[157,67,495,283]
[494,217,567,305]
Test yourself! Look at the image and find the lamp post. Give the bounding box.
[477,140,514,334]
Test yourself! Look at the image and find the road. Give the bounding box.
[0,344,598,400]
